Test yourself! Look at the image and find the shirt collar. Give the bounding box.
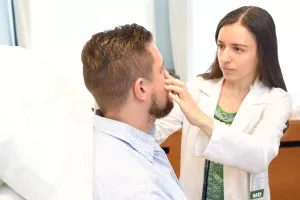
[94,115,156,162]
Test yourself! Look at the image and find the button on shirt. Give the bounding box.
[93,115,186,200]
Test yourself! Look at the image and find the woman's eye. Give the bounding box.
[218,44,225,49]
[234,47,243,52]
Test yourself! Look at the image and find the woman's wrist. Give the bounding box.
[196,111,214,137]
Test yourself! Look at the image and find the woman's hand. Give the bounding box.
[164,71,214,136]
[164,72,202,126]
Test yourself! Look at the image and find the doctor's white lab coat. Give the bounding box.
[155,76,292,200]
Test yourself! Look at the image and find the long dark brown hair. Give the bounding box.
[200,6,287,92]
[200,6,289,131]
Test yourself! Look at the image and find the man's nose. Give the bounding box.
[169,72,180,79]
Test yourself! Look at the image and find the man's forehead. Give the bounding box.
[148,43,163,68]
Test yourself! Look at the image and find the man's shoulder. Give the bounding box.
[93,133,156,197]
[94,131,153,172]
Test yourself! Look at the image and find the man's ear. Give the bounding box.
[133,78,148,101]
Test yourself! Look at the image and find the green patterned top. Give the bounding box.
[206,104,236,200]
[214,104,237,125]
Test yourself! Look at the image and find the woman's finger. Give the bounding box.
[164,71,173,79]
[168,91,182,106]
[165,85,185,97]
[164,71,185,87]
[165,78,185,87]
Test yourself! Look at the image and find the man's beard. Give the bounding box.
[148,92,174,119]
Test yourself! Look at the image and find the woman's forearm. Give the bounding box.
[195,111,215,138]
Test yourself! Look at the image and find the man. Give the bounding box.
[81,24,186,200]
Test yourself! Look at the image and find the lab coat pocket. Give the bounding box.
[194,131,209,157]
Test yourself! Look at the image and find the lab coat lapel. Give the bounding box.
[231,79,270,132]
[230,89,256,131]
[197,77,270,131]
[198,77,224,117]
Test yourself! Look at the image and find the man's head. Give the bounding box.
[81,24,173,120]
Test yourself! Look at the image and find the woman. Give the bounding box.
[155,6,292,200]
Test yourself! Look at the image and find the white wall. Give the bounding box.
[92,0,155,39]
[22,0,94,98]
[14,0,300,112]
[17,0,155,98]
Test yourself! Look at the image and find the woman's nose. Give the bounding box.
[219,48,232,63]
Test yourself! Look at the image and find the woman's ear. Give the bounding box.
[133,78,148,101]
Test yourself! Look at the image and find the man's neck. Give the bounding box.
[105,109,155,134]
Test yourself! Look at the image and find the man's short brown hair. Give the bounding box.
[81,24,154,113]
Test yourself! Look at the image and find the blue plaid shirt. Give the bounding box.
[93,115,186,200]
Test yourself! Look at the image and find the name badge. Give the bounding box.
[250,172,265,199]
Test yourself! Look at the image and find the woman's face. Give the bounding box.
[217,23,259,83]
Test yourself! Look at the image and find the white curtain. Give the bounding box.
[13,0,31,48]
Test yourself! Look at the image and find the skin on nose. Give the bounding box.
[220,48,232,63]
